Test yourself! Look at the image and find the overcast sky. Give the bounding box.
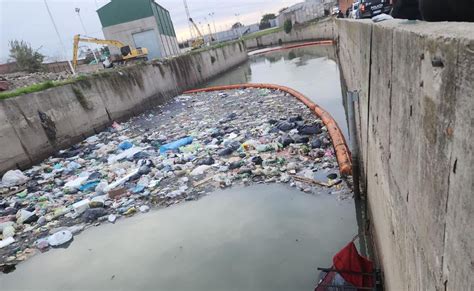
[0,0,302,63]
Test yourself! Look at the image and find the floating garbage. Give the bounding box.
[1,170,28,187]
[159,136,194,154]
[0,87,349,267]
[0,237,15,249]
[47,230,73,247]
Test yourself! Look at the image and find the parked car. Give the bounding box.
[355,0,392,18]
[349,2,360,19]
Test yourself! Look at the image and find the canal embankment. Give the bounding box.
[244,17,473,290]
[1,17,472,290]
[0,42,247,174]
[336,19,473,291]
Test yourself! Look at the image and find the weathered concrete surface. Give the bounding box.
[244,18,336,49]
[337,19,473,290]
[0,42,247,174]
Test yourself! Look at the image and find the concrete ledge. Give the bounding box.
[244,18,336,49]
[337,19,473,290]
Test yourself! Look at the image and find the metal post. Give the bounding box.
[44,0,75,75]
[347,90,369,258]
[347,91,361,199]
[209,12,217,35]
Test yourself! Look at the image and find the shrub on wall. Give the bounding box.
[284,20,293,34]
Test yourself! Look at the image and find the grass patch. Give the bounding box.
[0,81,56,99]
[0,75,93,100]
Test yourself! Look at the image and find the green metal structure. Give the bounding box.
[97,0,176,37]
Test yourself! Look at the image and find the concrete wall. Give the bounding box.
[0,41,247,174]
[337,19,473,290]
[244,18,336,49]
[248,16,473,290]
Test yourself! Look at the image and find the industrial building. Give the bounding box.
[97,0,180,60]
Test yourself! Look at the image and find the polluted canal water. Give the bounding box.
[0,46,359,290]
[204,44,348,136]
[1,184,356,291]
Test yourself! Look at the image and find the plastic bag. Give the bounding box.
[159,136,193,154]
[1,170,28,187]
[48,230,73,247]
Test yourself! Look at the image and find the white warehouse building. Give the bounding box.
[97,0,179,60]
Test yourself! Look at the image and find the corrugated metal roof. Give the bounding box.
[97,0,154,28]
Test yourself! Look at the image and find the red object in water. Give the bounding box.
[333,242,374,288]
[0,81,9,91]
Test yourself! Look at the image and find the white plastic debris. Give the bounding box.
[108,214,117,223]
[0,237,15,249]
[137,176,150,187]
[139,205,150,213]
[191,165,211,176]
[0,221,14,232]
[95,180,109,194]
[64,173,90,190]
[48,230,73,247]
[16,209,35,224]
[104,168,140,192]
[85,135,99,143]
[107,147,144,164]
[2,170,28,187]
[3,225,15,238]
[72,199,91,214]
[67,224,85,235]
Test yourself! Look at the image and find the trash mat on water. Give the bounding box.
[0,88,352,267]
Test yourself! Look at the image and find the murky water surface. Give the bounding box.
[0,45,357,291]
[204,45,348,137]
[1,185,355,291]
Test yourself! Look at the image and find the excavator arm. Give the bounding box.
[72,34,140,70]
[189,18,203,38]
[188,18,204,49]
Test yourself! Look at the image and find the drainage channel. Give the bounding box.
[0,45,366,291]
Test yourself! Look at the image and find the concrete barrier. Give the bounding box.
[337,19,473,290]
[0,41,247,174]
[244,18,336,49]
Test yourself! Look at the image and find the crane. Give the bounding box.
[72,34,148,69]
[183,0,204,49]
[188,18,205,49]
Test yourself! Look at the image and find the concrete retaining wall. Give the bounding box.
[0,41,247,173]
[244,18,336,49]
[337,19,473,290]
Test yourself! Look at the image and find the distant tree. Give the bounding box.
[231,22,243,29]
[259,13,276,29]
[284,20,293,34]
[8,40,44,72]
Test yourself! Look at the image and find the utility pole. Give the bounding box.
[75,8,99,64]
[43,0,76,75]
[209,12,217,34]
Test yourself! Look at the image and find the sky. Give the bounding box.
[0,0,302,63]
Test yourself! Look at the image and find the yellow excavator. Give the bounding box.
[189,18,204,50]
[72,34,148,70]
